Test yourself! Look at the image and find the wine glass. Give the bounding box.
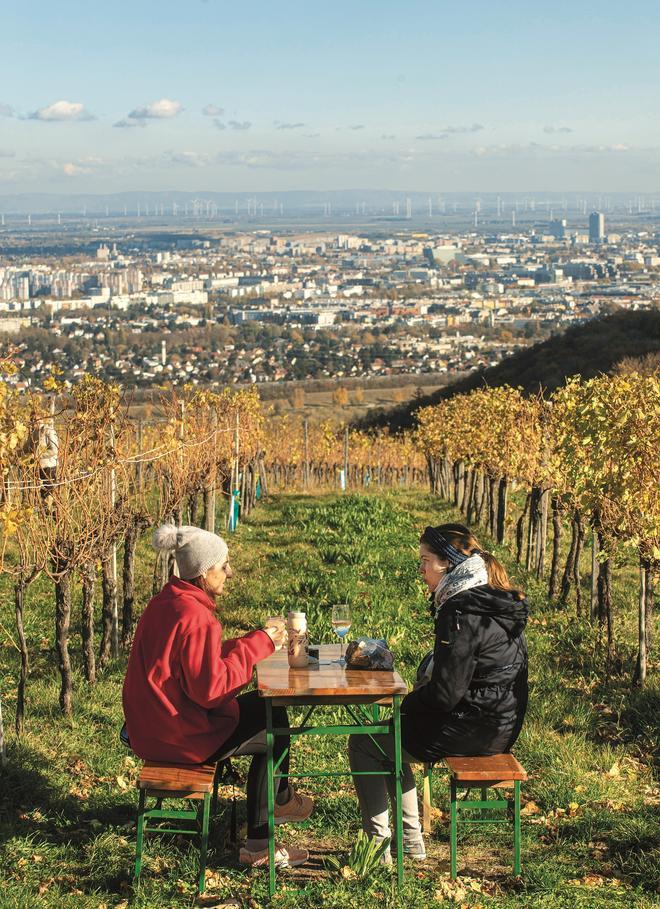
[331,604,352,664]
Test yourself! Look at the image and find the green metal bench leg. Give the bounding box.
[450,778,458,880]
[513,779,521,875]
[266,698,276,898]
[481,786,488,820]
[134,788,146,885]
[392,695,403,887]
[212,766,220,816]
[198,792,211,894]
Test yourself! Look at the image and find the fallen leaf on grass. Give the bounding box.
[520,800,541,815]
[197,898,241,908]
[435,878,468,903]
[642,785,660,806]
[588,840,608,858]
[568,874,627,889]
[204,870,233,889]
[340,865,357,880]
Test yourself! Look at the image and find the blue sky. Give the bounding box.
[1,0,659,193]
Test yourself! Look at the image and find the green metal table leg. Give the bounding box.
[392,695,403,887]
[266,698,276,898]
[198,792,211,894]
[450,779,458,880]
[212,765,220,816]
[134,788,146,885]
[513,779,521,875]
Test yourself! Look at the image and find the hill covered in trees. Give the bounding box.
[359,308,660,431]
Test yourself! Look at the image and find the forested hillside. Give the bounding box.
[360,309,660,431]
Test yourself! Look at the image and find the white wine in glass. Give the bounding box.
[331,604,351,663]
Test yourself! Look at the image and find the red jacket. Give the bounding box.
[122,577,274,763]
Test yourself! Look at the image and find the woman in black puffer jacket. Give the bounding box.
[349,522,528,858]
[402,522,528,761]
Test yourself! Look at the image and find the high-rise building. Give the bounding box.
[589,211,605,243]
[549,219,568,240]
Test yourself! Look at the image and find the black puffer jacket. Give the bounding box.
[401,585,528,761]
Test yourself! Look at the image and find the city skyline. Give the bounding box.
[2,0,660,194]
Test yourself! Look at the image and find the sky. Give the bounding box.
[1,0,659,195]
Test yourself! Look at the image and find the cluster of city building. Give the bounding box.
[1,214,658,390]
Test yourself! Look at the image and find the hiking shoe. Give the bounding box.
[391,839,426,861]
[274,789,314,824]
[239,843,309,868]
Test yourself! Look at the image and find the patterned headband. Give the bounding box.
[422,526,470,566]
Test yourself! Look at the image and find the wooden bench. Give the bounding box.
[422,754,528,878]
[134,761,217,894]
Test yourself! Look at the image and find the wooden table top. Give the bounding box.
[256,644,409,700]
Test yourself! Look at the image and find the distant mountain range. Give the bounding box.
[358,309,660,432]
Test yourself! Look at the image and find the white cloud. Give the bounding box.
[544,125,573,134]
[62,162,87,176]
[275,121,306,130]
[443,123,483,134]
[165,150,213,167]
[127,98,183,120]
[471,142,632,158]
[60,156,106,177]
[0,103,13,117]
[28,100,94,122]
[114,118,147,129]
[416,133,449,141]
[213,119,226,130]
[203,104,224,117]
[227,120,251,130]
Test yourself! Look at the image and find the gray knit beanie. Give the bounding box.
[152,524,229,581]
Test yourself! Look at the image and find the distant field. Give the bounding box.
[126,374,454,425]
[267,379,449,423]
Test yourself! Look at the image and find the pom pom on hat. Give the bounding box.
[152,523,179,552]
[152,524,229,581]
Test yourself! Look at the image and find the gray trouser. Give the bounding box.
[348,732,423,843]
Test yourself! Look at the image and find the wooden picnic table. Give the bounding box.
[256,643,409,896]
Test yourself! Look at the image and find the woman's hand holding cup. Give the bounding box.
[263,616,286,651]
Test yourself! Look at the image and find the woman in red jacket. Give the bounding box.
[123,524,312,868]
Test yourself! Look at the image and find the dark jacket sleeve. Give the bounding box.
[402,607,480,714]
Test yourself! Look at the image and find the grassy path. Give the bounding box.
[0,490,657,908]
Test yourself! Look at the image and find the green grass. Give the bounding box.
[0,490,658,909]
